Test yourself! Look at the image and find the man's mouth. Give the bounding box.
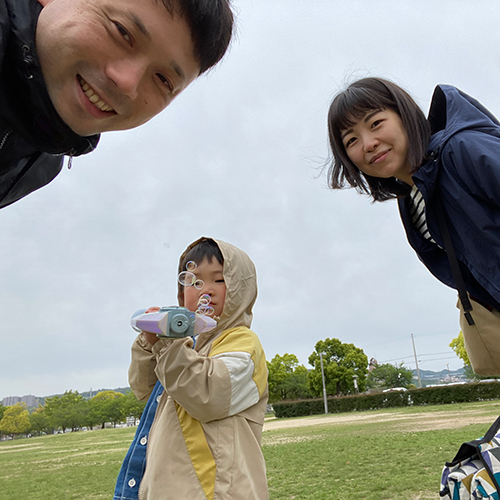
[77,75,115,113]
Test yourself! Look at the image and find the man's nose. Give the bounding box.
[105,59,146,99]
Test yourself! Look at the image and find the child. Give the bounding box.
[114,237,269,500]
[327,77,500,374]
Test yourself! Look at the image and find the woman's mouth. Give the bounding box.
[370,150,390,164]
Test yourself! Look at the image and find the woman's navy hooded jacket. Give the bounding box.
[399,85,500,311]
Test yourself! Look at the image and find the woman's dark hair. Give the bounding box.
[327,77,431,201]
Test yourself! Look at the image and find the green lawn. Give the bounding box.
[1,400,499,499]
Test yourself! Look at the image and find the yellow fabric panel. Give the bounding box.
[210,327,268,397]
[474,468,495,487]
[175,403,216,500]
[461,472,474,491]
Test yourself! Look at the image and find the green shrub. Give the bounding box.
[272,381,500,418]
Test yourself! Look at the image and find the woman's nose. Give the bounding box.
[363,135,378,152]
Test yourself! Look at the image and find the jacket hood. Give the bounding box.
[0,0,99,155]
[177,237,257,348]
[427,84,500,153]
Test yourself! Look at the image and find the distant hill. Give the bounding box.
[411,367,467,386]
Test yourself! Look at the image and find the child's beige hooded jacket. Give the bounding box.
[128,238,269,500]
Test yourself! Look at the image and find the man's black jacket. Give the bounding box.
[0,0,99,209]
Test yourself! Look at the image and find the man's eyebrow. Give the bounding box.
[171,62,185,81]
[129,12,151,39]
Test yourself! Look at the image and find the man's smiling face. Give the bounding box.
[36,0,201,136]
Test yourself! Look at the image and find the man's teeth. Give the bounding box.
[78,77,114,112]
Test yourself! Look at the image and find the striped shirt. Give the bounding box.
[409,185,438,244]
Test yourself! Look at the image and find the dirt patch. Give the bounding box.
[263,407,499,432]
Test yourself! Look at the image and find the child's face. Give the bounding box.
[340,108,412,184]
[183,257,226,319]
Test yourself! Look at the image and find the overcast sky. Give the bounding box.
[1,0,500,400]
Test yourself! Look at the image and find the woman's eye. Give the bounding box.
[344,137,356,148]
[156,73,173,93]
[114,22,132,45]
[371,119,383,128]
[215,279,225,283]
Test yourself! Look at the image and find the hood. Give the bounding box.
[427,84,500,153]
[0,0,99,155]
[413,85,500,198]
[177,237,258,348]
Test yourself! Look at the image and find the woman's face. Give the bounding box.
[340,108,413,185]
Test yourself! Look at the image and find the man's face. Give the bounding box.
[36,0,200,136]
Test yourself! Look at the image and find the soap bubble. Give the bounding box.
[193,279,204,290]
[178,271,196,287]
[198,295,211,306]
[196,294,214,317]
[186,261,197,272]
[203,306,215,317]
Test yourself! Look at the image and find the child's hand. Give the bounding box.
[142,307,161,345]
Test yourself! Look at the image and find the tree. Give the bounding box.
[450,332,497,381]
[450,332,470,366]
[267,353,311,403]
[367,362,414,390]
[0,404,4,439]
[122,391,147,425]
[90,390,126,429]
[0,403,31,438]
[45,390,87,432]
[29,405,55,436]
[308,338,368,397]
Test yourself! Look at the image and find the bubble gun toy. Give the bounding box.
[131,306,217,338]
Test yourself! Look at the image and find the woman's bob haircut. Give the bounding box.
[327,77,431,201]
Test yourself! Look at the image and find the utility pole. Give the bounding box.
[411,333,422,388]
[319,352,328,414]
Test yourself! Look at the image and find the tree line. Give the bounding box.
[267,337,414,404]
[0,390,146,439]
[3,333,468,439]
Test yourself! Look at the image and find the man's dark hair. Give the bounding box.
[327,77,431,201]
[159,0,234,75]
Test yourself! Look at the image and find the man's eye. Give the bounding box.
[156,73,173,93]
[114,22,132,45]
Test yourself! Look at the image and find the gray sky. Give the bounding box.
[1,0,499,399]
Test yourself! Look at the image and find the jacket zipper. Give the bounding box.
[0,130,12,152]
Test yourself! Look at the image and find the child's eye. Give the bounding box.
[114,22,132,46]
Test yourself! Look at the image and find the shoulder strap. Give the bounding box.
[433,197,475,326]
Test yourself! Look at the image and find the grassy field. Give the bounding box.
[1,400,500,499]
